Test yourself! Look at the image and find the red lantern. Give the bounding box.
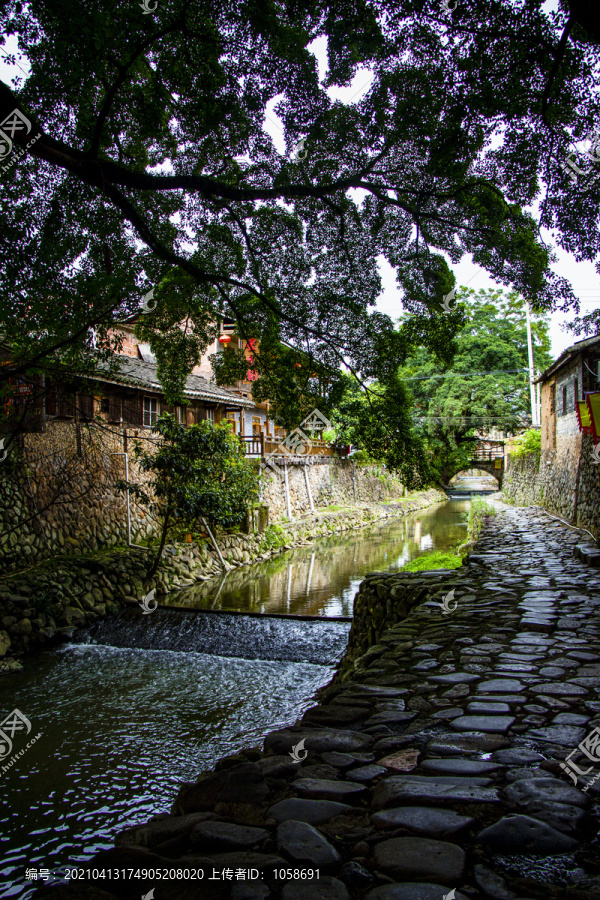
[219,334,232,345]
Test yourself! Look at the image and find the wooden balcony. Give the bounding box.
[239,434,336,459]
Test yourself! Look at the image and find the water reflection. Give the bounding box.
[167,500,470,617]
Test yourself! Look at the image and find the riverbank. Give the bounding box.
[35,506,600,899]
[0,488,445,671]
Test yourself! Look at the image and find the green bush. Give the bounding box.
[510,428,541,459]
[351,449,375,465]
[465,499,498,544]
[260,523,288,552]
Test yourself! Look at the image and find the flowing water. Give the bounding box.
[0,497,473,898]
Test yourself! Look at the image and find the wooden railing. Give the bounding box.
[470,446,505,462]
[239,434,336,458]
[239,434,264,456]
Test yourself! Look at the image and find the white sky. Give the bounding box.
[2,27,598,359]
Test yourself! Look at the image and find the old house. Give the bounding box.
[1,350,254,435]
[537,333,600,456]
[503,333,600,538]
[113,321,280,441]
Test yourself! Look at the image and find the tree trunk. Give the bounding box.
[148,509,171,580]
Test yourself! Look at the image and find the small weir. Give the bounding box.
[74,607,351,664]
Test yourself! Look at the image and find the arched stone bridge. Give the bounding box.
[450,446,505,488]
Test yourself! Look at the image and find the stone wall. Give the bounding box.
[502,434,600,538]
[0,422,158,570]
[262,460,405,520]
[334,568,457,684]
[0,422,409,570]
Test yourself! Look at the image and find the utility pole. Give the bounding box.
[525,300,538,426]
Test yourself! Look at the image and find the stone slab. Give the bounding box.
[466,701,511,714]
[428,673,480,685]
[371,805,474,836]
[291,778,367,803]
[426,733,510,756]
[477,679,525,693]
[420,758,503,776]
[477,814,579,854]
[533,682,589,696]
[276,820,340,868]
[372,836,465,882]
[527,725,587,745]
[450,715,515,734]
[264,729,372,755]
[266,799,352,825]
[503,777,589,810]
[372,776,500,809]
[346,765,387,782]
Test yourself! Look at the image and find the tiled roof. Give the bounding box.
[95,355,255,407]
[537,333,600,383]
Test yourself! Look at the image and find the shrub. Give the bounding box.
[510,428,541,459]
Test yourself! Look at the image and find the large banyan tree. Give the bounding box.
[1,0,599,484]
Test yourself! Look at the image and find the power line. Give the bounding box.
[414,415,523,421]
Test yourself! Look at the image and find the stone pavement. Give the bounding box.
[36,507,600,900]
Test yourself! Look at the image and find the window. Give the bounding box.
[143,397,158,427]
[226,412,237,432]
[574,378,579,403]
[205,408,215,422]
[100,398,110,414]
[252,416,262,435]
[175,405,185,424]
[562,386,568,416]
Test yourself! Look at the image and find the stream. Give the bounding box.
[0,496,474,897]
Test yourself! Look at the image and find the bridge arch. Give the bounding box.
[447,445,505,488]
[448,464,502,488]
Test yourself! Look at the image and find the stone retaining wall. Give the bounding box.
[502,435,600,538]
[0,422,157,570]
[262,460,406,520]
[333,569,457,684]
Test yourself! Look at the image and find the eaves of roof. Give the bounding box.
[536,333,600,383]
[93,357,255,408]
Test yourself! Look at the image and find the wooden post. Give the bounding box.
[284,464,293,520]
[304,464,315,512]
[260,431,264,457]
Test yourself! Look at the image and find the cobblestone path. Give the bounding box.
[37,507,600,900]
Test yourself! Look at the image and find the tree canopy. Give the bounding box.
[400,288,553,482]
[1,0,599,461]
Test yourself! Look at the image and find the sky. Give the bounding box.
[2,24,598,361]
